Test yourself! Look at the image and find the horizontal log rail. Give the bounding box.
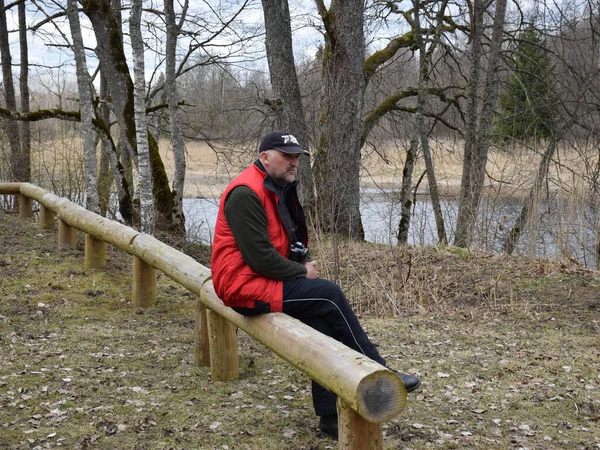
[1,182,407,448]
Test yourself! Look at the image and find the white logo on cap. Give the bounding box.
[281,134,299,145]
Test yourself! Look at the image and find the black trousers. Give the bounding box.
[235,277,386,417]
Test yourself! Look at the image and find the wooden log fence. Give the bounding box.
[0,182,408,449]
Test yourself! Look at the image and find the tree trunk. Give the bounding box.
[98,0,123,218]
[420,121,446,244]
[314,0,365,239]
[454,0,507,247]
[164,0,186,235]
[454,0,484,248]
[261,0,315,212]
[18,0,31,182]
[81,0,174,231]
[130,0,155,234]
[67,0,99,213]
[397,126,419,244]
[98,73,112,217]
[80,0,136,161]
[98,131,133,221]
[0,0,23,182]
[503,137,558,254]
[414,0,448,245]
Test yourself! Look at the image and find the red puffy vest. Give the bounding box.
[211,164,290,312]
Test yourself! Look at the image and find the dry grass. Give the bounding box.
[311,236,600,317]
[2,210,600,449]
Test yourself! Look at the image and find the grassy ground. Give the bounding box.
[1,209,599,449]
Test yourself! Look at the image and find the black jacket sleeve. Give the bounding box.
[224,186,307,280]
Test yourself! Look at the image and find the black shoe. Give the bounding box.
[396,371,421,393]
[318,414,338,440]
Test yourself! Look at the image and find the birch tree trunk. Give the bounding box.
[67,0,99,213]
[130,0,155,235]
[164,0,186,235]
[0,0,23,182]
[81,0,174,231]
[18,0,31,182]
[454,0,508,247]
[261,0,315,212]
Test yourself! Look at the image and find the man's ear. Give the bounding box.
[260,150,269,165]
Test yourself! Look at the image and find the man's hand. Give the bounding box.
[305,261,319,279]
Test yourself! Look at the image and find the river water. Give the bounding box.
[183,189,599,268]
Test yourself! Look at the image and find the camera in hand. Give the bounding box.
[289,241,308,263]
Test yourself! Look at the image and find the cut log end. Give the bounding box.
[357,371,407,422]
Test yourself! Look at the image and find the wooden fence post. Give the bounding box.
[194,297,210,367]
[84,235,107,269]
[132,256,157,306]
[206,309,239,381]
[39,205,55,230]
[58,219,77,249]
[19,194,33,219]
[337,398,383,450]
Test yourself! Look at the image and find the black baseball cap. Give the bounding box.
[259,131,309,155]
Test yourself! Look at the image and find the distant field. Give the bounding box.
[23,136,596,201]
[164,138,590,201]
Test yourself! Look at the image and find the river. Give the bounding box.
[183,189,599,268]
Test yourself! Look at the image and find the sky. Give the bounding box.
[3,0,327,96]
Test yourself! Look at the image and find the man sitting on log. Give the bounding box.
[211,131,421,440]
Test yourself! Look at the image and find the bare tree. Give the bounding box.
[97,0,122,217]
[97,72,113,216]
[503,137,557,254]
[66,0,99,213]
[503,6,600,255]
[80,0,175,229]
[130,0,155,234]
[314,0,366,239]
[261,0,315,210]
[454,0,508,248]
[18,0,31,182]
[0,0,23,182]
[164,0,185,235]
[397,122,420,243]
[413,0,449,245]
[310,0,466,240]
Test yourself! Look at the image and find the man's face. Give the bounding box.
[261,149,301,185]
